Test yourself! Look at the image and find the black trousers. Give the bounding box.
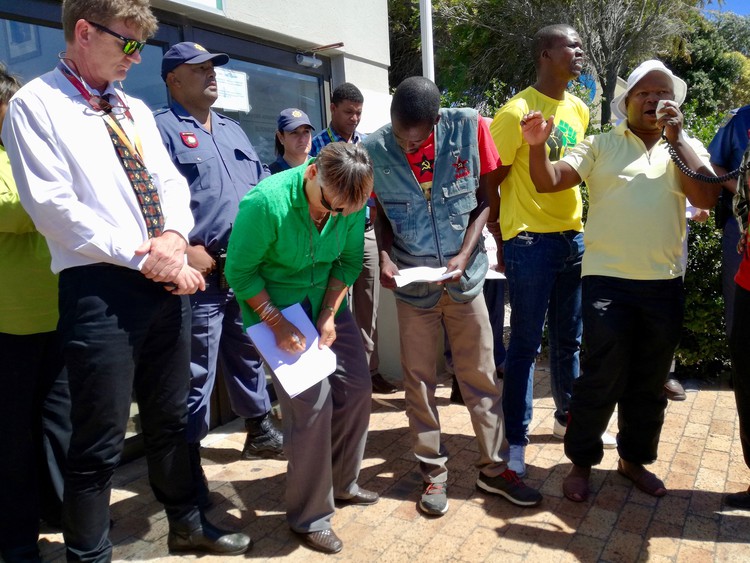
[565,276,683,467]
[730,284,750,472]
[0,330,69,556]
[58,265,198,562]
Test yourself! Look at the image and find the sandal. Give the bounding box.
[562,466,590,502]
[617,459,666,497]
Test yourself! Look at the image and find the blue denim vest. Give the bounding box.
[366,108,488,308]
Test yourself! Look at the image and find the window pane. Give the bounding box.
[0,20,62,82]
[122,45,168,110]
[215,59,323,165]
[0,18,167,110]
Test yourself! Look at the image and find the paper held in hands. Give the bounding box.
[246,303,336,398]
[393,266,462,287]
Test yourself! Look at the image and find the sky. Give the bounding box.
[704,0,750,16]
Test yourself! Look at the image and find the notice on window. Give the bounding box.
[215,67,251,113]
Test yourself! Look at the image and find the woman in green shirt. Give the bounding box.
[225,142,378,554]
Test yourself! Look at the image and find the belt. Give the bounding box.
[518,229,580,238]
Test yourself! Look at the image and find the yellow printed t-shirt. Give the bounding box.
[490,87,589,240]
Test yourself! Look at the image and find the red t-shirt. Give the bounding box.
[735,242,750,290]
[405,116,500,200]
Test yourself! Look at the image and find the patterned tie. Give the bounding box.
[104,108,164,238]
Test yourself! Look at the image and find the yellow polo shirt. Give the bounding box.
[562,121,712,280]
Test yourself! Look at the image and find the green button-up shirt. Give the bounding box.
[225,162,365,328]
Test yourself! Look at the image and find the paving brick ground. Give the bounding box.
[37,366,750,562]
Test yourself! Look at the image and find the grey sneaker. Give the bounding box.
[477,469,542,507]
[418,482,448,516]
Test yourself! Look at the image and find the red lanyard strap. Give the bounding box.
[57,62,144,162]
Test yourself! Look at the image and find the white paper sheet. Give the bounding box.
[246,303,336,397]
[393,266,462,287]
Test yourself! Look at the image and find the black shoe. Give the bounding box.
[168,518,252,555]
[371,372,398,394]
[243,412,284,459]
[664,378,686,401]
[298,529,343,554]
[335,488,379,506]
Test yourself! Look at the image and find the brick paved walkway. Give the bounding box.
[37,367,750,562]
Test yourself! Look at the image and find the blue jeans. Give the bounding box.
[502,230,583,446]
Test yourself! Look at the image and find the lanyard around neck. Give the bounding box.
[57,62,144,163]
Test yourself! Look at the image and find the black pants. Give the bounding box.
[565,276,683,467]
[730,284,750,472]
[58,265,198,562]
[0,330,69,556]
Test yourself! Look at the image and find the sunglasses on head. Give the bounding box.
[319,185,344,213]
[86,20,146,55]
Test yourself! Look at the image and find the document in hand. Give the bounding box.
[246,303,337,397]
[393,266,462,287]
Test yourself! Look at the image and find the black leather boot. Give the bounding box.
[168,511,252,555]
[242,412,284,459]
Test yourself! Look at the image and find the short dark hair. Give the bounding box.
[0,62,21,105]
[315,142,372,211]
[532,24,577,68]
[331,82,363,105]
[62,0,158,43]
[390,76,440,128]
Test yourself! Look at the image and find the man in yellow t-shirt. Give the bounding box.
[488,24,614,478]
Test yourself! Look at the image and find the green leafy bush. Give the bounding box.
[675,105,731,379]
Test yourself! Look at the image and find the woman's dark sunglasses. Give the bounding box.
[319,185,344,213]
[86,20,146,55]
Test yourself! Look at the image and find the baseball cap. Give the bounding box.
[277,108,314,132]
[161,42,229,81]
[611,60,687,121]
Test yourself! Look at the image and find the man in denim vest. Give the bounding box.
[364,76,542,516]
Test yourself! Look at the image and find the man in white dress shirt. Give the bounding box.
[2,0,251,559]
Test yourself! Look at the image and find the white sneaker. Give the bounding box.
[553,419,617,449]
[553,419,566,440]
[507,444,526,477]
[601,431,617,449]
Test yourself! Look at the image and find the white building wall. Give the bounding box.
[152,0,392,132]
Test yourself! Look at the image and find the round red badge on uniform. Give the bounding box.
[180,132,199,148]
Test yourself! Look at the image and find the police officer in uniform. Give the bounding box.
[155,43,282,501]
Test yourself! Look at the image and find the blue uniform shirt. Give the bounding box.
[154,102,269,253]
[708,105,750,226]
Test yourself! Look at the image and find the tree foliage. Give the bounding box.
[389,0,706,124]
[711,12,750,57]
[661,12,745,118]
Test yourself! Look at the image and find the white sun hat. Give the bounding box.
[610,60,687,121]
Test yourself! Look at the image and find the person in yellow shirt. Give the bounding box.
[0,62,70,563]
[521,59,719,502]
[488,24,614,478]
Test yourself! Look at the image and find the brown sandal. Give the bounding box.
[563,466,590,502]
[617,459,666,497]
